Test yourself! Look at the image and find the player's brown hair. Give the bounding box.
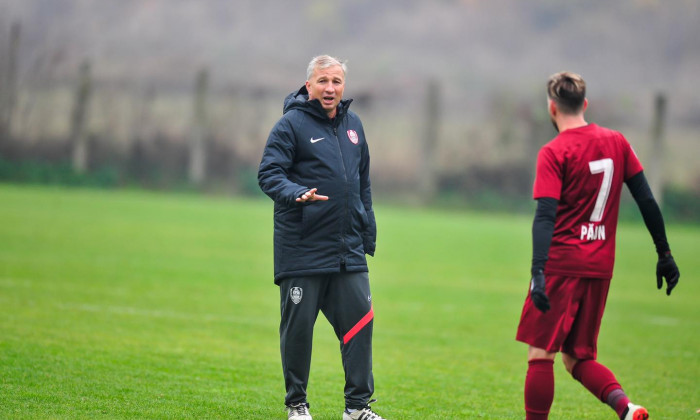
[547,72,586,115]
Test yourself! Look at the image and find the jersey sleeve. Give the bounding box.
[533,146,562,200]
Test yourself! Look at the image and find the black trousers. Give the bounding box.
[279,271,374,409]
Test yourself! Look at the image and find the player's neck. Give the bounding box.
[556,115,588,133]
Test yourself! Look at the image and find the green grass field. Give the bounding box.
[1,184,698,419]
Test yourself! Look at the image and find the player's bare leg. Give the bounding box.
[561,352,578,374]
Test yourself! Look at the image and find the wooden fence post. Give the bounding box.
[0,21,20,142]
[419,78,440,202]
[189,68,209,185]
[647,93,667,205]
[70,60,92,173]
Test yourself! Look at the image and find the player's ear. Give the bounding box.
[582,98,589,112]
[548,99,557,117]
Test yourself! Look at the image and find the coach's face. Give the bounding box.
[306,64,345,118]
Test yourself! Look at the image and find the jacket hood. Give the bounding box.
[283,85,352,121]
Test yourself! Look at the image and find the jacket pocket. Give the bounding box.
[348,199,366,228]
[275,205,302,232]
[359,204,369,228]
[301,202,332,239]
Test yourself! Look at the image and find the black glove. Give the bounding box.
[656,251,680,296]
[530,270,550,313]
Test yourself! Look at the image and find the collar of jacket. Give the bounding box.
[283,85,353,125]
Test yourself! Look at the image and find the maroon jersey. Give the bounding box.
[533,123,644,278]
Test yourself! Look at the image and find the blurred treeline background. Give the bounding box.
[1,0,698,220]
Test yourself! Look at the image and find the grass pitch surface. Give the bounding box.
[1,184,698,419]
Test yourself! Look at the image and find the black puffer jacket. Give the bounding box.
[258,86,376,284]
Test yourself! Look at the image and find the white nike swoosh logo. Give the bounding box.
[310,137,325,143]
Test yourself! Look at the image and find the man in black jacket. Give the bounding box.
[258,55,386,420]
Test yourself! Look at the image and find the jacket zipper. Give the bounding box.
[333,125,349,266]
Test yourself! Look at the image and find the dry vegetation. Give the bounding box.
[1,0,698,195]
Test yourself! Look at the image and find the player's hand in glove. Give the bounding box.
[530,269,550,313]
[656,251,679,296]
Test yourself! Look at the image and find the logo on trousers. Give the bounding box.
[290,287,303,304]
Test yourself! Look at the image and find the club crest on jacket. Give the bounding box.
[347,130,359,145]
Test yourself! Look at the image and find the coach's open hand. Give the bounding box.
[656,252,680,296]
[296,188,329,203]
[530,270,550,313]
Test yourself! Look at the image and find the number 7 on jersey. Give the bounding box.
[588,158,613,222]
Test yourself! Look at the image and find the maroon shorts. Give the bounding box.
[516,274,611,360]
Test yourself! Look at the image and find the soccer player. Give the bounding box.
[258,55,387,420]
[516,72,680,420]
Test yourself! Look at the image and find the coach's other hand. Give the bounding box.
[656,251,680,296]
[530,270,550,313]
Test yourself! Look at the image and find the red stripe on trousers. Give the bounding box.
[343,304,374,344]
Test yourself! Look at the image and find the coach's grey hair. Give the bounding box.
[306,55,347,80]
